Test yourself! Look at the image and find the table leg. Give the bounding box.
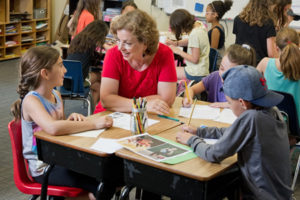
[120,185,134,200]
[41,164,55,200]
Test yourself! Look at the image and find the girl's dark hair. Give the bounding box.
[276,27,300,81]
[169,9,195,40]
[208,0,233,20]
[69,0,101,35]
[11,46,60,120]
[121,1,138,13]
[226,44,257,67]
[68,20,109,54]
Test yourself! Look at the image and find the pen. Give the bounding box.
[184,80,190,102]
[157,114,180,122]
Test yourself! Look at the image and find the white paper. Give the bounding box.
[70,129,105,138]
[90,138,123,154]
[109,112,159,131]
[215,109,237,124]
[179,105,220,120]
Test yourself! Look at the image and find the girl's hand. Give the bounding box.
[147,99,170,115]
[176,130,194,145]
[169,45,181,55]
[182,96,193,108]
[91,116,113,129]
[165,39,176,46]
[209,102,229,108]
[181,125,197,135]
[67,113,86,121]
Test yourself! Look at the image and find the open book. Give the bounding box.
[117,133,191,162]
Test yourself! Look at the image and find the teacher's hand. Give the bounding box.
[147,99,170,115]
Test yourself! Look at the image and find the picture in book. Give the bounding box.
[118,133,190,162]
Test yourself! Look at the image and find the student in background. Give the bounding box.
[233,0,278,64]
[166,9,210,83]
[94,10,177,116]
[177,65,292,199]
[270,0,291,30]
[205,0,232,65]
[183,44,256,108]
[287,9,300,25]
[68,0,101,37]
[121,0,137,14]
[257,27,300,125]
[67,20,109,107]
[10,46,114,200]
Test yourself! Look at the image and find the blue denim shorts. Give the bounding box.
[184,68,205,82]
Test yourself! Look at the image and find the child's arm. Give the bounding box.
[256,57,269,75]
[166,38,189,47]
[267,37,279,58]
[210,28,221,49]
[169,46,200,64]
[22,95,113,136]
[182,81,205,107]
[209,102,229,108]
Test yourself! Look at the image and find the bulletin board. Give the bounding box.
[157,0,248,20]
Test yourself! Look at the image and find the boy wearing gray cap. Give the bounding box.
[176,65,292,199]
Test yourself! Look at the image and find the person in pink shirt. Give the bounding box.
[94,10,177,115]
[68,0,101,37]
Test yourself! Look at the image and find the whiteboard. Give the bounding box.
[160,0,249,20]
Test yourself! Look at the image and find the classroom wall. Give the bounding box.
[135,0,236,49]
[51,0,67,42]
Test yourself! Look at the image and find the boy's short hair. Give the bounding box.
[222,65,283,107]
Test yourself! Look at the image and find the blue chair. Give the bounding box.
[272,90,300,138]
[209,48,219,73]
[59,60,93,115]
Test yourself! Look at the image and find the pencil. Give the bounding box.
[184,80,190,102]
[188,99,197,126]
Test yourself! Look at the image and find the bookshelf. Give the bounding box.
[0,0,51,61]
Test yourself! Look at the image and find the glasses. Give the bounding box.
[116,40,134,50]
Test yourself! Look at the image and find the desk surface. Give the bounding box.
[116,126,237,181]
[35,111,181,157]
[169,97,231,127]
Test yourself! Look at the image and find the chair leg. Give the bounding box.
[292,154,300,191]
[29,195,39,200]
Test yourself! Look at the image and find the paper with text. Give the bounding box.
[215,109,237,124]
[109,112,159,131]
[179,105,220,119]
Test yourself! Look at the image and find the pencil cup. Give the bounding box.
[130,108,148,135]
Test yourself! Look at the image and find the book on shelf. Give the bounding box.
[36,22,48,30]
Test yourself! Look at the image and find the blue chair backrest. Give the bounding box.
[63,60,84,94]
[273,90,300,137]
[209,48,218,73]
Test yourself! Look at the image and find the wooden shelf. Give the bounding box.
[0,0,51,61]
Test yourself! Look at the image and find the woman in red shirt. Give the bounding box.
[94,10,177,115]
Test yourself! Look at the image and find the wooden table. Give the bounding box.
[35,111,181,200]
[115,98,240,199]
[116,126,239,200]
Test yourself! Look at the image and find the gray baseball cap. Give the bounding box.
[222,65,283,107]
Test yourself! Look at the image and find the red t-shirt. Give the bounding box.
[94,43,177,113]
[75,10,94,36]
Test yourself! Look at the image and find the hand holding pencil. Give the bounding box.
[182,80,194,108]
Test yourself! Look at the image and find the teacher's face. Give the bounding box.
[116,29,147,61]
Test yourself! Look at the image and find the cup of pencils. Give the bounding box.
[130,97,148,135]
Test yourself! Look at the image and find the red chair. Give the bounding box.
[8,120,86,200]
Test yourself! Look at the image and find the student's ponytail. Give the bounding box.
[280,43,300,81]
[226,44,257,67]
[276,27,300,81]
